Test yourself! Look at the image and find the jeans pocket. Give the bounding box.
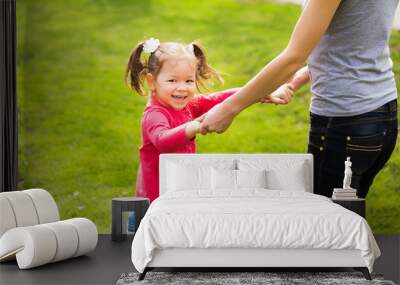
[308,131,324,152]
[345,131,386,174]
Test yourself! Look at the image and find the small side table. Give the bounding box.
[331,198,365,218]
[112,197,150,242]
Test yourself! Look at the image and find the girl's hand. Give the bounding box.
[198,103,236,134]
[185,120,202,139]
[192,120,201,134]
[260,84,294,105]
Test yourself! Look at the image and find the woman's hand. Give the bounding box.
[197,103,237,134]
[260,84,294,105]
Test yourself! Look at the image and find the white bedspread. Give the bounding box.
[131,190,380,273]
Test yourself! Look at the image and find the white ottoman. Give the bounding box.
[0,189,98,269]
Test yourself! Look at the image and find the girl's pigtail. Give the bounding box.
[125,42,147,96]
[192,42,223,90]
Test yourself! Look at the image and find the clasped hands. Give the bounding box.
[191,83,294,135]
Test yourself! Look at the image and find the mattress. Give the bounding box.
[131,190,380,273]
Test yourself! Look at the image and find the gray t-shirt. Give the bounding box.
[308,0,399,117]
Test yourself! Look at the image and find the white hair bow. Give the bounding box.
[143,38,160,54]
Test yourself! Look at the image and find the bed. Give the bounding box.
[131,154,380,281]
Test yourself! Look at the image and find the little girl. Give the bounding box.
[125,38,292,202]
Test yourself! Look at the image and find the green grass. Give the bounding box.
[17,0,400,234]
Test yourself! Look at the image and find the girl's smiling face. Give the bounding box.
[146,57,197,110]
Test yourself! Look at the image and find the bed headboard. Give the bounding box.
[159,154,313,195]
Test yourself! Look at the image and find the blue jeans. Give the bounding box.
[308,99,398,198]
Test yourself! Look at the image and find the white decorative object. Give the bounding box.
[343,157,353,190]
[332,157,358,199]
[143,38,160,54]
[0,189,98,269]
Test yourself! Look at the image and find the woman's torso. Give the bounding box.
[308,0,399,117]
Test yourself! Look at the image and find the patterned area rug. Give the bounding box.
[116,271,396,285]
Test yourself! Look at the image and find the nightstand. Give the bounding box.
[331,198,365,218]
[111,197,150,242]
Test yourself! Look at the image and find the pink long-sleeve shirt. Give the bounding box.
[136,89,238,202]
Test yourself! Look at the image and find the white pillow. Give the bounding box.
[266,168,306,191]
[167,163,211,191]
[236,169,267,189]
[166,160,236,192]
[238,159,308,192]
[211,168,236,190]
[211,169,268,190]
